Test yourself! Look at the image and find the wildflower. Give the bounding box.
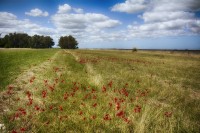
[18,108,26,116]
[102,86,106,92]
[61,79,65,83]
[116,111,125,118]
[42,90,47,98]
[44,80,48,84]
[123,117,130,123]
[59,106,63,111]
[79,111,83,115]
[63,93,68,100]
[49,105,53,110]
[133,105,141,113]
[12,130,17,133]
[92,103,97,107]
[103,114,111,120]
[35,105,40,111]
[108,81,113,88]
[164,112,172,117]
[91,115,96,120]
[109,102,112,108]
[8,85,13,90]
[20,128,26,132]
[116,103,120,110]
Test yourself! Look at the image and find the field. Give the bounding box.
[0,49,199,133]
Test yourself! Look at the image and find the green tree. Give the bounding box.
[58,35,78,49]
[0,32,54,48]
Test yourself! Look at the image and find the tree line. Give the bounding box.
[0,32,78,49]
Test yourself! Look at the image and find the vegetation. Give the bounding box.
[0,49,58,90]
[0,33,54,48]
[0,49,199,133]
[58,35,78,49]
[132,47,138,52]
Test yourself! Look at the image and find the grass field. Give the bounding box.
[0,49,199,133]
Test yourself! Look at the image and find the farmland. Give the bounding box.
[0,49,200,133]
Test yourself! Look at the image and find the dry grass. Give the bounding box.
[0,49,199,133]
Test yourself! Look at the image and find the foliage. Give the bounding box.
[58,35,78,49]
[0,33,54,48]
[132,47,138,52]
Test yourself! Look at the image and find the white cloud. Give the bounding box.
[58,4,72,14]
[123,0,200,38]
[73,8,84,14]
[111,0,149,13]
[142,11,194,23]
[25,8,48,17]
[0,12,54,36]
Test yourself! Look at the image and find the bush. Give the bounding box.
[132,47,138,52]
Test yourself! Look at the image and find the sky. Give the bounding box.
[0,0,200,49]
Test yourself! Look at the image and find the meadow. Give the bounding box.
[0,49,199,133]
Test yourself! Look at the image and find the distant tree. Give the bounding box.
[0,32,54,48]
[58,35,78,49]
[132,47,138,52]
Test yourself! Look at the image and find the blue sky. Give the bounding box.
[0,0,200,49]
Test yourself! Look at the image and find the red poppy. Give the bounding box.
[59,106,63,111]
[116,103,120,110]
[103,114,111,120]
[35,105,40,111]
[116,110,125,118]
[92,103,97,107]
[102,86,106,92]
[108,81,113,88]
[20,128,26,132]
[79,111,83,115]
[133,105,141,113]
[49,105,53,110]
[164,112,172,117]
[12,130,17,133]
[42,90,47,98]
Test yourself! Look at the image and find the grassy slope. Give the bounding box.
[0,49,199,133]
[0,49,59,91]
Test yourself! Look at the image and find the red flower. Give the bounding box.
[164,112,172,117]
[59,106,63,111]
[18,108,26,115]
[79,111,83,115]
[123,117,130,123]
[108,81,113,88]
[63,93,68,100]
[102,86,106,92]
[103,114,111,120]
[42,90,47,98]
[91,115,96,120]
[48,86,54,92]
[35,105,40,111]
[49,105,53,110]
[109,102,112,108]
[133,105,141,113]
[92,103,97,107]
[12,130,17,133]
[116,110,125,118]
[8,85,13,90]
[116,103,120,110]
[44,79,48,83]
[20,128,26,132]
[61,79,65,83]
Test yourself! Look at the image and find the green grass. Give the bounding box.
[0,49,59,90]
[0,49,199,133]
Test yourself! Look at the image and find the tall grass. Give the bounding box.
[0,49,199,132]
